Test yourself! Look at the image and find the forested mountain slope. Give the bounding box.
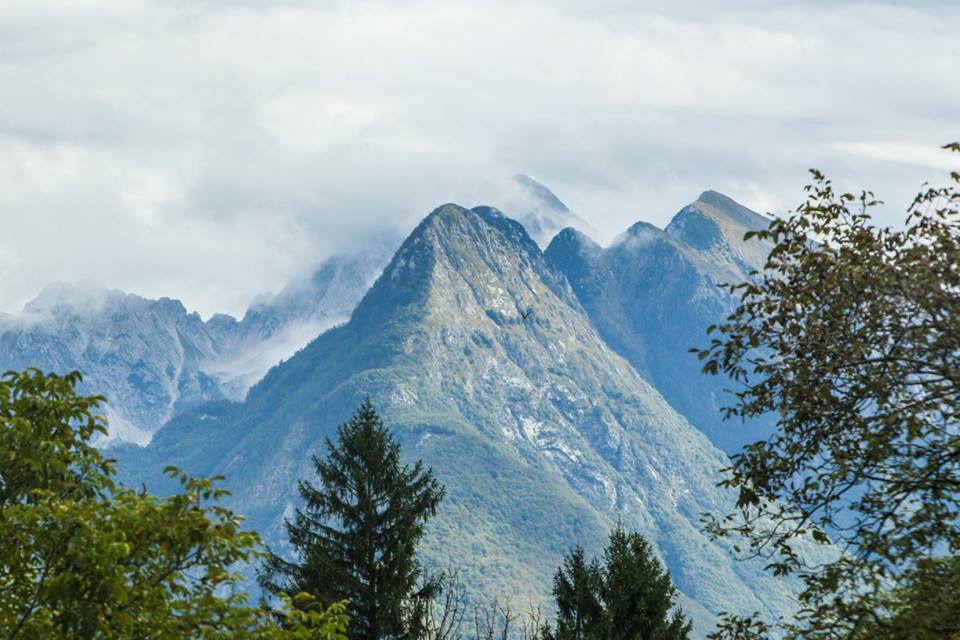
[118,204,812,637]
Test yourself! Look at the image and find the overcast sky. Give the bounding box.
[1,0,957,318]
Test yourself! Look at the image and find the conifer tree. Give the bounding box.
[552,546,603,640]
[599,528,691,640]
[545,526,691,640]
[260,399,445,640]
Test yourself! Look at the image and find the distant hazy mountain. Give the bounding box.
[205,244,395,399]
[117,204,814,637]
[546,191,775,454]
[0,282,229,444]
[509,174,596,247]
[0,247,393,443]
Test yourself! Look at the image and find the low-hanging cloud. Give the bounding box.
[0,0,957,317]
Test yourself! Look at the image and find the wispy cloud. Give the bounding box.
[1,0,957,316]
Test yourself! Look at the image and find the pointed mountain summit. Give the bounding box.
[676,190,772,233]
[122,202,810,637]
[546,192,777,454]
[508,174,596,247]
[666,190,773,273]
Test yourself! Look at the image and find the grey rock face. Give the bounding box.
[546,191,776,454]
[119,204,817,638]
[0,246,393,443]
[0,282,229,444]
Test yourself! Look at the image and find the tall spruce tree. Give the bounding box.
[259,399,445,640]
[546,527,691,640]
[552,546,604,640]
[599,528,691,640]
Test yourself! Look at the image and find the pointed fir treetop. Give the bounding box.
[545,526,691,640]
[260,399,444,640]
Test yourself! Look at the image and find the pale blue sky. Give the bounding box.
[1,0,957,317]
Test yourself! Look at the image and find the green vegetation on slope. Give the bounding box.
[118,203,818,638]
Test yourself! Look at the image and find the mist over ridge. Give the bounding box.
[0,178,771,450]
[114,197,823,638]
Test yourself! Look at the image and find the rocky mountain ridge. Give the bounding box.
[546,191,775,453]
[0,175,584,444]
[0,282,228,443]
[0,247,391,443]
[116,202,816,638]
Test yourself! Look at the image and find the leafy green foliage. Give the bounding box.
[265,595,351,640]
[544,527,692,640]
[0,368,347,639]
[698,144,960,638]
[854,556,960,639]
[260,399,445,640]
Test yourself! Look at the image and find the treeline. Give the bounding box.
[257,399,692,640]
[0,373,690,639]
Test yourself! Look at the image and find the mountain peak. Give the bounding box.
[403,202,542,259]
[337,201,555,341]
[512,174,571,213]
[547,226,602,256]
[665,191,770,254]
[23,280,134,318]
[623,220,666,239]
[401,203,478,250]
[696,189,737,208]
[681,191,771,232]
[426,201,473,222]
[504,175,595,248]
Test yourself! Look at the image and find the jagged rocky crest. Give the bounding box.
[118,202,815,638]
[0,247,393,443]
[546,191,776,453]
[0,283,229,444]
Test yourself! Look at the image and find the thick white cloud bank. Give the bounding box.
[0,0,957,318]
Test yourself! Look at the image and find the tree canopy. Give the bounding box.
[544,526,691,640]
[699,143,960,638]
[856,555,960,639]
[0,368,347,639]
